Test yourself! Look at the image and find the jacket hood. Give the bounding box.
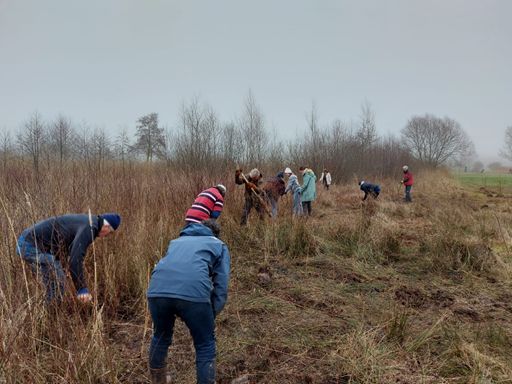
[180,223,215,237]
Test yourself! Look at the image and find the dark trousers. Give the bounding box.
[148,297,216,384]
[405,185,412,202]
[240,196,265,225]
[302,201,312,216]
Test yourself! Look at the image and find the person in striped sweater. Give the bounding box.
[185,185,227,224]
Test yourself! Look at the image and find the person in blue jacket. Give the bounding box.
[147,219,231,384]
[16,213,121,303]
[359,180,381,201]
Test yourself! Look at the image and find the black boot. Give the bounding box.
[149,367,170,384]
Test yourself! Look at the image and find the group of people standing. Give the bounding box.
[234,164,414,224]
[14,164,414,384]
[234,166,328,223]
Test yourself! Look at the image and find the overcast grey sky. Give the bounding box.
[0,0,510,162]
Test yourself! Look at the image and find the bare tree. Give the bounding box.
[175,99,221,168]
[1,130,13,171]
[90,127,112,171]
[239,91,267,165]
[17,111,47,173]
[132,113,166,162]
[115,126,132,164]
[356,100,377,148]
[267,126,285,169]
[304,102,324,171]
[49,115,75,165]
[401,114,474,168]
[499,126,512,161]
[161,126,175,166]
[75,122,92,162]
[220,122,244,167]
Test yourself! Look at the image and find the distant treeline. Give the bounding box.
[1,93,475,182]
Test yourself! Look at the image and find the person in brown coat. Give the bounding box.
[235,168,265,225]
[262,171,286,218]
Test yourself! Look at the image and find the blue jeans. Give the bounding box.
[292,191,303,216]
[16,235,65,302]
[268,196,278,218]
[148,297,216,384]
[405,185,412,202]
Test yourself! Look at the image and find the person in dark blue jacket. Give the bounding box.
[359,180,381,201]
[16,213,121,303]
[147,219,231,384]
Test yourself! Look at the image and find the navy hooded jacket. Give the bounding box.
[20,214,104,290]
[147,223,231,316]
[360,182,381,200]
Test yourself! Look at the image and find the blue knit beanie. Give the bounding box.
[102,213,121,231]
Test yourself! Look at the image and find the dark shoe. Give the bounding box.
[150,367,170,384]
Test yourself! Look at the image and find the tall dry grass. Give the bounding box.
[1,162,512,383]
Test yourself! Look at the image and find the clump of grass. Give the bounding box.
[270,220,318,259]
[386,310,410,344]
[427,237,498,274]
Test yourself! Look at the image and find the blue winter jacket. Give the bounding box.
[147,223,231,316]
[19,214,103,290]
[360,182,381,200]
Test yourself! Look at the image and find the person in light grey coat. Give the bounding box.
[284,167,303,216]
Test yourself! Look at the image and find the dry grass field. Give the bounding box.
[1,164,512,383]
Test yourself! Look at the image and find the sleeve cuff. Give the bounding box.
[77,288,89,295]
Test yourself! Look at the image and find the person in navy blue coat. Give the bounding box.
[16,213,121,303]
[359,180,381,201]
[147,219,231,384]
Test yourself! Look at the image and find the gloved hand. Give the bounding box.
[246,182,258,191]
[235,169,242,177]
[77,287,93,303]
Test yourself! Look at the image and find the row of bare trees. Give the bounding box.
[1,94,477,180]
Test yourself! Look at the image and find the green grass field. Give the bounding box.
[454,172,512,191]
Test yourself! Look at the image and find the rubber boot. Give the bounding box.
[149,367,170,384]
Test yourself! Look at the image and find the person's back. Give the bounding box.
[148,223,229,310]
[285,174,301,194]
[147,220,230,384]
[360,182,379,193]
[300,167,317,216]
[21,214,99,256]
[359,181,381,200]
[263,174,286,200]
[184,185,226,224]
[301,168,317,202]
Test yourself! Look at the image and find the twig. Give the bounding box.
[88,209,98,317]
[0,192,32,310]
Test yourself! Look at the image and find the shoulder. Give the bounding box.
[201,236,228,255]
